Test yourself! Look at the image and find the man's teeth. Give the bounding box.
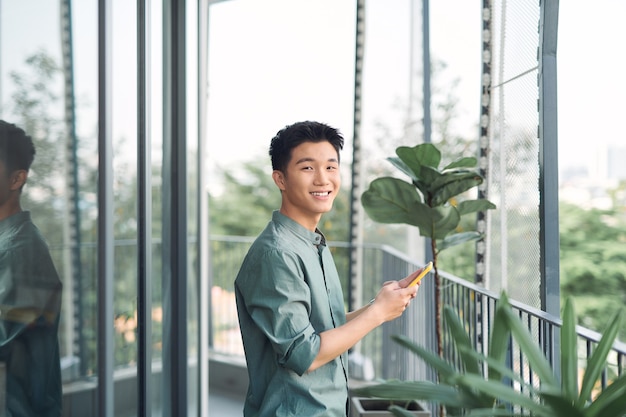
[312,192,330,196]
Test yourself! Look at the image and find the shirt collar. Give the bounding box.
[272,210,325,246]
[0,210,31,234]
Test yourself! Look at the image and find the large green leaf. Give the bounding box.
[392,335,459,381]
[430,169,482,193]
[437,231,482,251]
[394,147,424,178]
[353,380,466,408]
[430,205,461,239]
[418,165,444,191]
[391,337,492,408]
[413,179,434,200]
[456,199,497,216]
[540,392,586,417]
[396,143,442,171]
[500,306,559,388]
[560,298,579,403]
[387,156,420,182]
[489,294,513,383]
[361,178,464,238]
[585,373,626,417]
[444,306,482,376]
[431,174,484,207]
[444,156,478,170]
[577,309,623,408]
[458,345,540,396]
[456,373,551,415]
[361,177,423,224]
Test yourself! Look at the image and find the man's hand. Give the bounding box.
[399,264,431,288]
[369,278,419,324]
[311,266,424,372]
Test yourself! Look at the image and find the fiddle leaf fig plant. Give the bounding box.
[361,143,496,357]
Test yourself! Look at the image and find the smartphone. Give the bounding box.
[408,261,433,287]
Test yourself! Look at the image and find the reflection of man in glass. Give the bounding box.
[0,120,63,417]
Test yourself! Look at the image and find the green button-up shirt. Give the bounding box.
[0,211,62,417]
[235,211,348,417]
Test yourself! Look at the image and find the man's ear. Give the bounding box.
[272,170,286,191]
[9,170,28,191]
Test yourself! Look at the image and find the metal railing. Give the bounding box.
[50,236,626,397]
[440,269,626,386]
[208,237,626,396]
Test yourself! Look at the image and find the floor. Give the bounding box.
[208,386,246,416]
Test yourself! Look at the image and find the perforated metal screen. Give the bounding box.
[481,0,543,308]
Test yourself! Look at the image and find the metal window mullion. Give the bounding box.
[476,0,493,287]
[347,0,365,314]
[538,0,560,381]
[137,0,152,416]
[97,0,114,416]
[197,1,211,416]
[422,0,431,145]
[538,0,560,316]
[162,1,188,416]
[60,0,87,377]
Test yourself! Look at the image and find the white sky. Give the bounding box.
[205,0,626,181]
[205,0,482,169]
[557,0,626,173]
[1,0,624,181]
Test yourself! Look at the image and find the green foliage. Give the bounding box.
[559,202,626,341]
[434,214,479,279]
[209,160,281,236]
[361,143,495,253]
[355,294,626,417]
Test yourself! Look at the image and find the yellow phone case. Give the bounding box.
[408,261,433,287]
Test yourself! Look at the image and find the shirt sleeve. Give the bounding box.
[0,241,62,350]
[238,248,320,376]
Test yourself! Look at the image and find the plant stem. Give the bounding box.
[432,240,445,417]
[432,239,442,360]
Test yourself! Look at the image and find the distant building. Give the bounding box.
[559,177,614,210]
[607,145,626,180]
[590,144,626,181]
[560,144,620,209]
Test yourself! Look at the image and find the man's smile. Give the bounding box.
[311,191,331,197]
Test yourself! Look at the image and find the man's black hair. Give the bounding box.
[269,121,344,172]
[0,120,36,174]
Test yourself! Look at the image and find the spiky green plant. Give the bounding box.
[354,294,626,417]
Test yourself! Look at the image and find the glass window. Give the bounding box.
[0,1,202,416]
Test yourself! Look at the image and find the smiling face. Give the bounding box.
[272,140,341,231]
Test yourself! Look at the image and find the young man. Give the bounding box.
[235,121,424,417]
[0,120,63,417]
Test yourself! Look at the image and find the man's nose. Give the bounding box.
[314,170,329,184]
